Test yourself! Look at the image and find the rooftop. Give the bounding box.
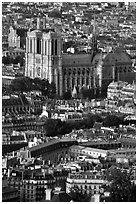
[2,186,18,194]
[29,138,77,152]
[62,53,92,66]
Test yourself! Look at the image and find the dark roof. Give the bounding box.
[33,173,55,180]
[103,51,132,66]
[62,53,92,67]
[2,187,18,194]
[10,135,25,141]
[82,141,121,146]
[2,143,28,156]
[29,139,59,152]
[53,170,68,177]
[51,192,72,202]
[2,95,29,107]
[3,98,22,107]
[29,138,77,152]
[119,137,136,146]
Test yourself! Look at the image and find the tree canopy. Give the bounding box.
[10,77,56,97]
[105,168,136,202]
[48,9,61,18]
[42,113,103,137]
[2,55,24,66]
[43,119,64,137]
[103,115,123,127]
[69,186,91,202]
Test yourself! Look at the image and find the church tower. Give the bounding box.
[25,18,63,96]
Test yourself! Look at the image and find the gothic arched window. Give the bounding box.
[51,39,54,55]
[30,39,32,53]
[45,40,47,55]
[55,39,57,55]
[124,67,127,72]
[37,38,41,54]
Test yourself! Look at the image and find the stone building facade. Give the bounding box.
[8,26,27,49]
[25,29,63,96]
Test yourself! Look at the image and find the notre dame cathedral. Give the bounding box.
[25,17,135,96]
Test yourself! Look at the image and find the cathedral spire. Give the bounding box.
[91,12,98,61]
[93,13,96,35]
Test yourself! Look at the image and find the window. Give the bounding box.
[55,39,57,55]
[45,40,47,55]
[37,38,41,54]
[51,39,54,55]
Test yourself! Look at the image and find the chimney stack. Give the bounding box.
[94,193,100,202]
[45,189,52,201]
[7,168,10,178]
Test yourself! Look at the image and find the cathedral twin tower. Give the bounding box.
[25,17,98,96]
[25,18,63,95]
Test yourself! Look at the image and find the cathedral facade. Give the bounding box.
[25,21,97,96]
[25,29,63,95]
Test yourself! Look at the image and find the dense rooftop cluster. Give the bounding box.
[2,2,136,202]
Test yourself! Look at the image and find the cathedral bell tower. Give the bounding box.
[25,17,63,96]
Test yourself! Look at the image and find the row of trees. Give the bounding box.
[5,76,103,99]
[9,77,56,97]
[103,168,136,202]
[69,168,136,202]
[43,114,126,137]
[2,55,24,66]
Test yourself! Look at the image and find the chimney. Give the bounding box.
[37,17,40,30]
[94,193,100,202]
[43,18,46,30]
[7,168,11,178]
[45,189,52,200]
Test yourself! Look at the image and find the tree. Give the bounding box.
[62,91,72,100]
[48,9,61,18]
[10,77,24,93]
[48,82,56,98]
[105,168,136,202]
[69,186,91,202]
[43,119,63,136]
[12,55,24,66]
[80,87,94,100]
[103,115,122,127]
[2,56,12,64]
[86,113,103,128]
[10,77,33,93]
[32,78,50,96]
[41,79,50,96]
[33,77,43,91]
